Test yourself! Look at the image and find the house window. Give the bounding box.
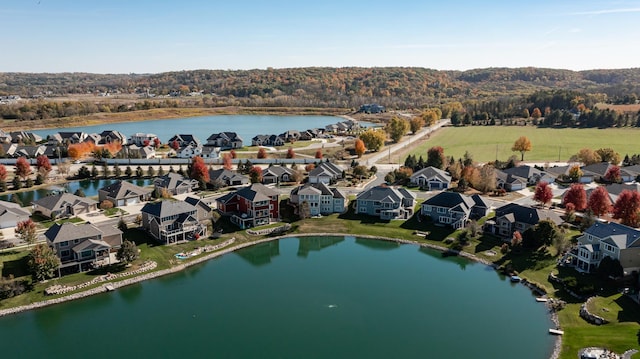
[60,241,69,247]
[423,205,432,212]
[60,250,70,257]
[81,250,93,258]
[437,207,446,214]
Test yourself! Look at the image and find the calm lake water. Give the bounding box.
[0,236,555,359]
[32,115,366,143]
[0,178,153,204]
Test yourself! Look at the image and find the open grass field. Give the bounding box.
[407,126,640,163]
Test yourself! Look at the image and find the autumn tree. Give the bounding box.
[604,165,621,183]
[36,155,52,176]
[511,136,532,161]
[359,129,385,152]
[305,164,315,172]
[222,153,233,170]
[170,140,180,151]
[612,190,640,227]
[257,148,267,159]
[595,148,621,164]
[522,108,530,119]
[315,149,323,159]
[421,108,442,126]
[16,219,37,245]
[511,231,523,248]
[28,244,60,281]
[531,107,542,119]
[249,166,263,183]
[426,146,446,169]
[409,117,425,134]
[354,139,366,158]
[568,165,583,182]
[475,165,496,194]
[385,116,410,143]
[533,181,553,207]
[562,184,587,211]
[0,164,7,191]
[190,156,209,188]
[230,149,237,159]
[572,148,601,165]
[286,147,295,159]
[587,186,612,217]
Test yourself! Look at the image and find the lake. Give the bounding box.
[0,236,555,359]
[0,178,153,204]
[32,115,367,143]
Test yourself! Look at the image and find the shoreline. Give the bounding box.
[0,232,561,359]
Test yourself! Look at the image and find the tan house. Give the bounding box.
[140,200,207,244]
[98,180,153,207]
[32,193,98,219]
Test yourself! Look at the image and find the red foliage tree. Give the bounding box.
[15,157,32,180]
[533,181,553,207]
[153,138,161,148]
[170,140,180,151]
[426,146,446,169]
[36,155,52,175]
[230,149,237,159]
[587,186,612,217]
[257,148,267,159]
[315,149,323,159]
[249,166,263,183]
[604,165,621,183]
[565,203,576,217]
[286,147,295,159]
[612,190,640,227]
[142,139,150,147]
[305,164,315,172]
[0,164,7,182]
[222,153,233,170]
[190,156,210,184]
[562,183,587,211]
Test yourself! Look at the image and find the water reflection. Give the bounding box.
[417,246,469,270]
[297,236,344,257]
[235,241,280,266]
[354,238,399,251]
[118,283,143,304]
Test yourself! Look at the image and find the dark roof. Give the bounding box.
[581,162,612,177]
[141,200,196,218]
[235,183,279,202]
[423,192,474,209]
[410,166,451,182]
[495,203,563,226]
[584,222,640,249]
[291,182,344,198]
[356,185,416,203]
[263,165,295,178]
[32,193,97,211]
[100,180,152,199]
[184,196,213,212]
[309,162,343,178]
[45,222,103,244]
[502,165,547,180]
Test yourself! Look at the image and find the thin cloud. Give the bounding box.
[572,7,640,15]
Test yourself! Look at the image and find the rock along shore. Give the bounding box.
[0,233,561,359]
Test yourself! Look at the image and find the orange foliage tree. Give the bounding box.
[190,156,210,185]
[354,139,366,158]
[315,149,322,159]
[257,148,267,159]
[222,153,233,170]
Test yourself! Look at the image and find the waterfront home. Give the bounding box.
[200,146,220,159]
[279,130,301,142]
[84,133,101,144]
[216,183,280,229]
[98,180,153,207]
[251,135,270,147]
[501,165,555,185]
[0,130,12,143]
[0,200,31,229]
[127,144,156,159]
[32,193,98,219]
[176,144,203,158]
[488,203,563,237]
[569,222,640,275]
[495,170,527,192]
[9,131,42,144]
[409,166,451,190]
[45,222,123,275]
[262,165,297,184]
[153,172,198,195]
[308,162,344,184]
[140,200,207,244]
[289,182,347,216]
[98,130,127,145]
[421,192,489,229]
[184,196,214,222]
[129,133,159,147]
[13,145,47,159]
[49,131,88,145]
[355,185,416,220]
[208,168,250,187]
[206,132,243,149]
[168,134,201,148]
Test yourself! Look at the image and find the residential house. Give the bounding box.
[0,143,17,157]
[32,193,98,219]
[501,165,555,185]
[262,165,297,184]
[153,173,198,195]
[45,222,123,274]
[201,146,220,159]
[130,133,159,146]
[546,165,593,183]
[421,192,490,229]
[13,145,46,158]
[308,162,344,184]
[495,170,528,192]
[0,200,31,229]
[127,144,156,159]
[409,166,452,190]
[289,182,347,216]
[358,103,386,114]
[489,203,563,237]
[582,162,635,183]
[9,131,42,144]
[252,135,270,146]
[570,222,640,274]
[98,180,153,207]
[184,196,214,222]
[216,183,280,229]
[177,144,203,158]
[206,132,243,149]
[279,130,301,142]
[168,134,201,148]
[53,131,88,145]
[84,133,101,144]
[209,168,250,187]
[355,185,416,220]
[98,130,127,145]
[0,130,12,143]
[140,200,207,244]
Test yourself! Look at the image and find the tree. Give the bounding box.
[36,155,52,176]
[595,148,621,164]
[385,116,410,143]
[147,166,156,177]
[587,186,612,217]
[74,189,86,197]
[354,139,366,158]
[170,140,180,151]
[409,117,425,134]
[426,146,446,169]
[533,181,553,207]
[190,156,209,187]
[16,219,37,245]
[476,165,496,194]
[612,190,640,227]
[100,200,114,210]
[522,108,530,119]
[315,149,323,159]
[77,165,91,179]
[286,147,295,159]
[28,244,60,281]
[421,108,441,126]
[562,184,587,211]
[523,219,560,248]
[116,240,139,264]
[511,136,532,161]
[124,166,133,177]
[249,166,263,183]
[58,160,71,176]
[604,165,621,183]
[113,164,122,177]
[299,201,311,220]
[531,107,542,119]
[136,166,144,177]
[568,165,583,182]
[572,148,601,165]
[222,153,233,170]
[15,157,32,180]
[257,148,267,159]
[304,164,315,172]
[153,137,161,148]
[359,129,385,152]
[511,231,523,248]
[90,165,99,178]
[230,149,237,159]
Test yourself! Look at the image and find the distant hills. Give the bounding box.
[1,67,639,108]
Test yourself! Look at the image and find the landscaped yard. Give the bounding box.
[406,126,640,162]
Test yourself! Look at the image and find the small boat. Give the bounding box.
[548,328,564,335]
[535,297,548,302]
[510,275,522,283]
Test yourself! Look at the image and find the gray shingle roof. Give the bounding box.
[410,166,452,183]
[494,203,563,226]
[141,200,197,218]
[356,185,416,202]
[100,180,152,199]
[584,222,640,249]
[32,193,97,211]
[45,222,103,244]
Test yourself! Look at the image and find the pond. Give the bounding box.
[0,236,555,358]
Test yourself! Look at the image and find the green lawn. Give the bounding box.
[409,126,640,162]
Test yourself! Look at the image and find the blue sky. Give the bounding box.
[1,0,639,73]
